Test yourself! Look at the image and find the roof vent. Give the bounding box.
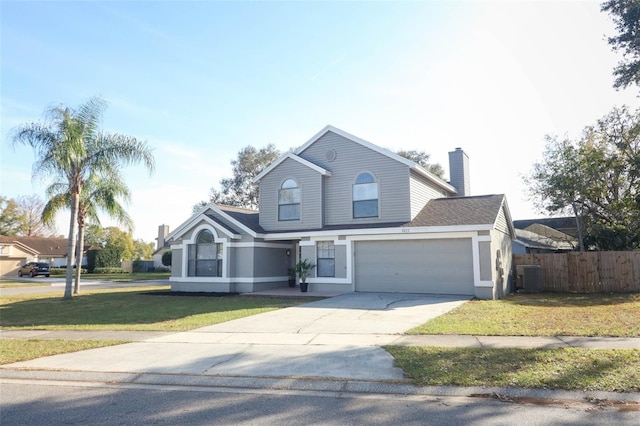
[326,149,337,162]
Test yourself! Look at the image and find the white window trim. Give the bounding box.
[180,224,228,280]
[301,239,352,285]
[352,171,380,219]
[278,177,301,222]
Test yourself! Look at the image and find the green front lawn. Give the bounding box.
[408,293,640,337]
[50,272,171,281]
[0,286,318,331]
[0,339,128,364]
[386,346,640,393]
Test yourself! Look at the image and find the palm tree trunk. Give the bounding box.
[74,223,85,294]
[64,193,80,299]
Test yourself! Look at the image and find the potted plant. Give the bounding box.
[295,259,316,293]
[287,267,296,287]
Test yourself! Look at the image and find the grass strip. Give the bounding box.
[386,346,640,393]
[0,339,128,364]
[0,281,51,288]
[407,293,640,337]
[50,272,171,282]
[0,286,319,331]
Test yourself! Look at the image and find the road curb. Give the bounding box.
[2,368,638,404]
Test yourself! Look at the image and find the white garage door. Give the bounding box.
[354,239,474,295]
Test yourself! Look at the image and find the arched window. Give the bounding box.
[353,172,378,218]
[187,229,222,277]
[279,178,300,221]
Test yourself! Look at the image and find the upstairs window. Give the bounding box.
[317,241,335,277]
[188,229,222,277]
[353,172,378,218]
[279,179,300,221]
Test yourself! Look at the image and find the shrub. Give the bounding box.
[162,250,172,267]
[51,267,87,275]
[93,267,127,274]
[95,249,121,269]
[155,266,171,273]
[86,249,98,273]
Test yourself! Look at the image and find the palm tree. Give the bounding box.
[43,170,134,294]
[12,96,154,299]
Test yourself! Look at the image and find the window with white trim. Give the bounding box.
[317,241,335,277]
[187,229,222,277]
[353,172,378,218]
[279,178,300,221]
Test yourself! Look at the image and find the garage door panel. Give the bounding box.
[355,239,474,295]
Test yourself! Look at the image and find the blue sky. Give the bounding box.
[1,1,638,244]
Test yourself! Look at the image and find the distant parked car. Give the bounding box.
[18,262,51,278]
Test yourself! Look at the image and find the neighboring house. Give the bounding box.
[0,235,89,276]
[513,218,579,254]
[513,228,578,254]
[152,224,171,270]
[165,125,516,299]
[0,235,39,277]
[513,217,578,238]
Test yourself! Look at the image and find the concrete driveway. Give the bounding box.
[6,293,470,381]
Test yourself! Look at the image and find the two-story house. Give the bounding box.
[166,125,515,299]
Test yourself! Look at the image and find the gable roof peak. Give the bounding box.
[293,125,457,194]
[252,151,331,183]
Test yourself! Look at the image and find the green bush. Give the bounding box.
[86,249,98,273]
[51,267,87,275]
[93,267,127,274]
[95,249,121,269]
[155,266,171,273]
[162,250,172,267]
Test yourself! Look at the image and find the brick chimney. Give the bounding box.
[448,148,470,197]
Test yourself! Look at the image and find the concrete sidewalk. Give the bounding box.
[2,329,639,349]
[1,292,638,404]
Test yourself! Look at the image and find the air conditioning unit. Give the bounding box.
[516,265,543,292]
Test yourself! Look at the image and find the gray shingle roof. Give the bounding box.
[215,205,265,234]
[208,195,507,235]
[409,194,506,227]
[514,229,576,251]
[0,236,89,256]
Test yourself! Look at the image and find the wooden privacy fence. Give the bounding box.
[513,252,640,293]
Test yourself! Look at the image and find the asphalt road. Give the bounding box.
[1,380,637,425]
[0,278,169,296]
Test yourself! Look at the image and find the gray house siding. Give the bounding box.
[204,209,255,243]
[171,248,183,277]
[494,206,510,235]
[258,158,323,231]
[297,131,412,226]
[491,228,513,298]
[178,219,211,242]
[230,247,253,278]
[334,244,347,279]
[409,171,450,219]
[479,240,492,281]
[254,246,289,276]
[448,148,470,196]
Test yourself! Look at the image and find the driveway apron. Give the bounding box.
[6,293,470,381]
